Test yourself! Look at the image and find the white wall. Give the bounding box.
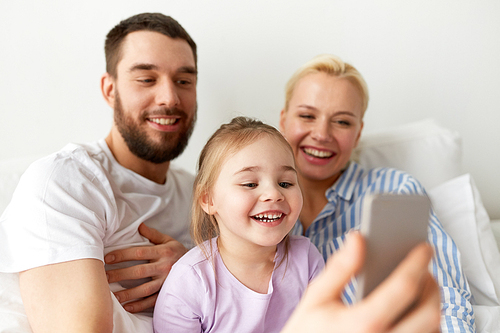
[1,0,499,218]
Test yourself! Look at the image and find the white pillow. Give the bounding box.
[472,305,500,333]
[490,220,500,250]
[428,174,500,306]
[0,155,41,215]
[353,119,462,190]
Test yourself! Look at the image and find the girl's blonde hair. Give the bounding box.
[191,116,293,260]
[284,54,369,115]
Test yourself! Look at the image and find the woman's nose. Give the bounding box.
[310,120,332,142]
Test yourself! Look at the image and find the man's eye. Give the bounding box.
[176,79,192,85]
[279,182,293,188]
[139,79,155,83]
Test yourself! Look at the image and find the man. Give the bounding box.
[0,13,197,332]
[0,12,441,333]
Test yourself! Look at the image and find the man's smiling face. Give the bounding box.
[112,30,197,163]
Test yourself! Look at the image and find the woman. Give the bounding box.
[279,55,475,332]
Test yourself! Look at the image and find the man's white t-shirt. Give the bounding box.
[0,139,194,332]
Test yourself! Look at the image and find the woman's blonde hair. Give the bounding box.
[191,116,293,260]
[284,54,369,115]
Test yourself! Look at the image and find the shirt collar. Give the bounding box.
[325,161,365,203]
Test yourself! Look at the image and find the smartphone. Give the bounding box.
[356,193,430,300]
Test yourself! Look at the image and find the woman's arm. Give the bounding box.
[399,175,475,332]
[20,258,113,333]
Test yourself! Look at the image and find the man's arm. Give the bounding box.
[19,259,113,333]
[104,223,187,312]
[281,233,441,333]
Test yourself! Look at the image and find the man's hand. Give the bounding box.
[281,232,441,333]
[104,223,187,313]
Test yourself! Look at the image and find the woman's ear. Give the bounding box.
[354,121,364,147]
[101,73,116,108]
[279,109,287,133]
[199,191,215,215]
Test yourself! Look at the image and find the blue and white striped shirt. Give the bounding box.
[291,162,475,332]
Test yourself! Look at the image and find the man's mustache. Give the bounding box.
[144,107,188,118]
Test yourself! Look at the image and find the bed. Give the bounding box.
[1,118,499,332]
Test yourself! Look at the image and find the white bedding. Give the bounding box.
[474,217,500,332]
[491,220,500,251]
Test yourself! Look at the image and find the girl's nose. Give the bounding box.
[261,184,284,202]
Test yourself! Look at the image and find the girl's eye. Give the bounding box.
[279,182,293,188]
[242,183,258,188]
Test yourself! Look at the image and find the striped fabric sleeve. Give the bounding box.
[428,210,475,332]
[400,176,475,332]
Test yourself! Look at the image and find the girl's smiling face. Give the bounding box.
[280,72,364,186]
[202,135,303,251]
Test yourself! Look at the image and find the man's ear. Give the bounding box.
[199,191,215,215]
[101,73,116,108]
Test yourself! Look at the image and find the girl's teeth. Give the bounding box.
[254,213,282,222]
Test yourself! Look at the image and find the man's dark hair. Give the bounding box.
[105,13,197,77]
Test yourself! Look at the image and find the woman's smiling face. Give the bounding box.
[280,72,364,185]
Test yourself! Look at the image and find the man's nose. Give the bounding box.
[156,80,180,108]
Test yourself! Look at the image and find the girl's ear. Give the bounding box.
[199,191,215,215]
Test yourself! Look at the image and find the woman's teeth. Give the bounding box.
[253,213,283,222]
[303,148,333,158]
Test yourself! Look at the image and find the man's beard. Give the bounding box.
[113,92,196,164]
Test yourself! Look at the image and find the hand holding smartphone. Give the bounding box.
[356,193,431,300]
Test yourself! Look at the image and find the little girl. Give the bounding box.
[153,117,324,333]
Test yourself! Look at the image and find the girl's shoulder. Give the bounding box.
[284,235,325,279]
[288,235,314,247]
[287,235,323,258]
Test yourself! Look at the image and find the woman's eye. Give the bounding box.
[334,119,352,126]
[299,114,314,120]
[279,182,293,188]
